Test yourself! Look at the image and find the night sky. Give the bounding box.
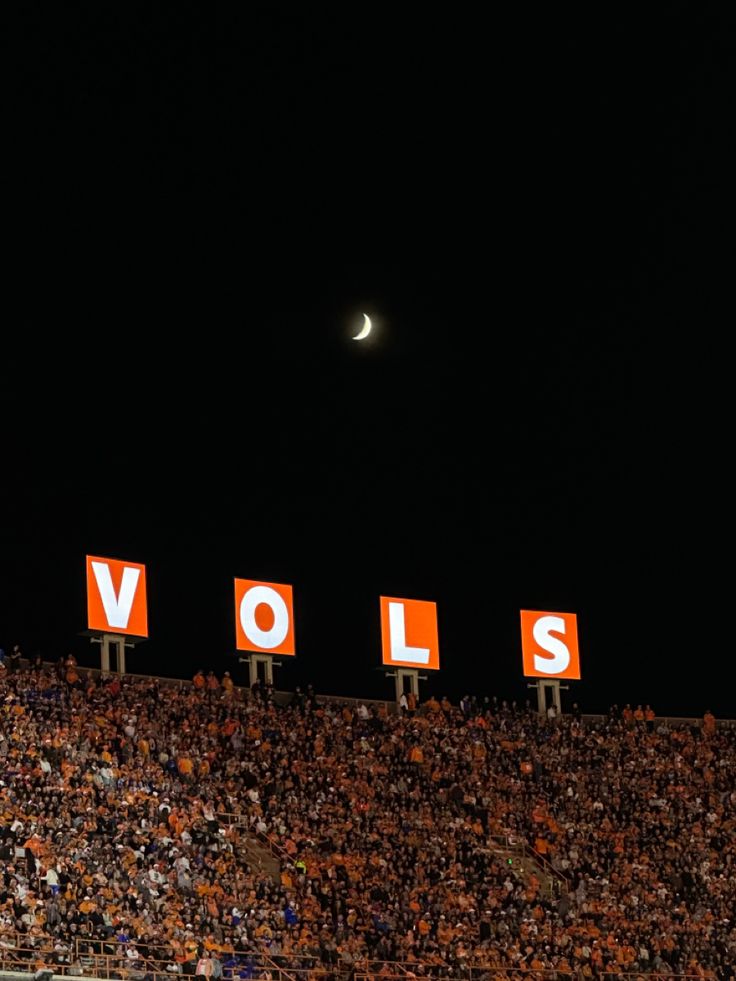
[2,8,731,717]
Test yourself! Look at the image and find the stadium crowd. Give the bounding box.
[0,652,734,981]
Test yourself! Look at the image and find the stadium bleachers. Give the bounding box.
[0,658,734,981]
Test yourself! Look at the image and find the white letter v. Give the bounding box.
[91,562,140,629]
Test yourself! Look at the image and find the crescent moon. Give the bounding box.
[352,313,372,340]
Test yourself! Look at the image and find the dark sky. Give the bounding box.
[2,8,731,717]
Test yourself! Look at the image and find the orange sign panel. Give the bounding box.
[86,555,148,637]
[520,609,580,679]
[234,578,296,655]
[380,595,440,670]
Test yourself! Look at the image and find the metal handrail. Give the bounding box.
[216,809,296,872]
[487,832,570,895]
[71,937,304,981]
[354,971,715,981]
[0,938,717,981]
[520,838,570,893]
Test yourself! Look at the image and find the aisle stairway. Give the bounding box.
[487,834,569,900]
[218,812,282,882]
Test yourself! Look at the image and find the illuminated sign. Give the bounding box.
[86,555,148,637]
[234,578,296,655]
[520,609,580,679]
[380,595,440,670]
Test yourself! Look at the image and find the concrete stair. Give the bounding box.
[237,833,282,882]
[218,813,282,883]
[488,834,568,900]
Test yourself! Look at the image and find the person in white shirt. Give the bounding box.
[44,866,60,895]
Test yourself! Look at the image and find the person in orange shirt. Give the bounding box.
[23,833,43,856]
[221,671,234,698]
[416,915,430,937]
[177,755,194,781]
[222,716,239,738]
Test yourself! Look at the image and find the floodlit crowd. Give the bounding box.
[0,652,734,981]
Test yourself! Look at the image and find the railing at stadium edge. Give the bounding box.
[0,946,718,981]
[0,931,304,981]
[354,970,716,981]
[66,937,305,981]
[0,934,717,981]
[0,972,86,981]
[0,969,714,981]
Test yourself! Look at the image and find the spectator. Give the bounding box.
[645,703,656,732]
[0,660,732,979]
[703,708,717,736]
[8,644,23,673]
[221,671,234,698]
